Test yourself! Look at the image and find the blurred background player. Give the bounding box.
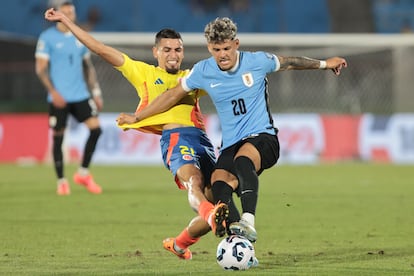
[43,8,231,259]
[127,17,347,244]
[35,1,103,195]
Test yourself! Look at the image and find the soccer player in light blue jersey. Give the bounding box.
[128,17,347,244]
[35,1,103,195]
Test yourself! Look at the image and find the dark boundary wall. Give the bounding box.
[0,34,45,112]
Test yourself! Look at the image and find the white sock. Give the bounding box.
[78,167,89,176]
[173,240,185,254]
[57,178,67,185]
[241,213,255,228]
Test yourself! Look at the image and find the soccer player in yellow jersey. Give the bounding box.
[44,8,230,260]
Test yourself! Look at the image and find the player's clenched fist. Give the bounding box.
[116,113,138,125]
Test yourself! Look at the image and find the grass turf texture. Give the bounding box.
[0,163,413,275]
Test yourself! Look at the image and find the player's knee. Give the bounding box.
[211,169,237,189]
[234,156,257,191]
[191,174,203,186]
[180,174,204,193]
[234,156,255,174]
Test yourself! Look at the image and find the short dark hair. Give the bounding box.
[155,28,182,46]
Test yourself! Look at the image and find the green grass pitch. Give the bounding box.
[0,163,413,275]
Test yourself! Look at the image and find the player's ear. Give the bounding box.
[234,38,240,49]
[207,43,214,54]
[152,46,158,59]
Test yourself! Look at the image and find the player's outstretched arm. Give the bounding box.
[44,8,124,67]
[116,84,188,125]
[277,56,347,76]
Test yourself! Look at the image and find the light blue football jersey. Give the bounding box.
[182,51,280,150]
[35,26,91,103]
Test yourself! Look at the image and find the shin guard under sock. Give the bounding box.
[234,156,258,215]
[198,201,214,222]
[211,180,240,225]
[211,180,233,205]
[81,127,102,168]
[175,228,200,249]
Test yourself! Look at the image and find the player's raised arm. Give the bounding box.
[277,56,347,76]
[44,8,124,67]
[83,57,104,111]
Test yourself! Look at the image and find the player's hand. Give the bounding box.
[44,8,64,22]
[50,90,66,108]
[116,113,138,125]
[326,57,347,76]
[93,95,104,111]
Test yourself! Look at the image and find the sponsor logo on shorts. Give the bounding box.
[182,154,193,161]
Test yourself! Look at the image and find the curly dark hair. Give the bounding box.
[204,17,237,43]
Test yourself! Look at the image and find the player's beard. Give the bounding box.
[166,67,179,74]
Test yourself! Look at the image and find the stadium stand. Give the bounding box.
[1,0,331,37]
[3,0,414,37]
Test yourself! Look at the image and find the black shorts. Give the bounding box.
[215,132,280,176]
[48,98,98,131]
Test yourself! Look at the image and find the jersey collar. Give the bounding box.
[228,51,240,73]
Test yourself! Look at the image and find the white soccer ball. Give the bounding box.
[216,235,256,270]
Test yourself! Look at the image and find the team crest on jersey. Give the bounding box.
[242,73,254,87]
[182,154,194,161]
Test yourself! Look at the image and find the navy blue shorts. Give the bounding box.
[160,127,216,189]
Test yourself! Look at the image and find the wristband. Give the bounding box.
[92,87,102,97]
[319,60,327,69]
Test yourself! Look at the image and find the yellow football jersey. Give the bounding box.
[115,54,206,134]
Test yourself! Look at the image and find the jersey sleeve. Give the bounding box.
[181,62,204,92]
[260,51,280,73]
[35,33,50,59]
[115,53,149,85]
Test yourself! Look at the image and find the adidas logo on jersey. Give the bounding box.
[154,78,164,84]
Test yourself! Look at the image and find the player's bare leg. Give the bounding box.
[178,165,228,236]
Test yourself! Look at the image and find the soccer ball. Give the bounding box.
[216,235,256,270]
